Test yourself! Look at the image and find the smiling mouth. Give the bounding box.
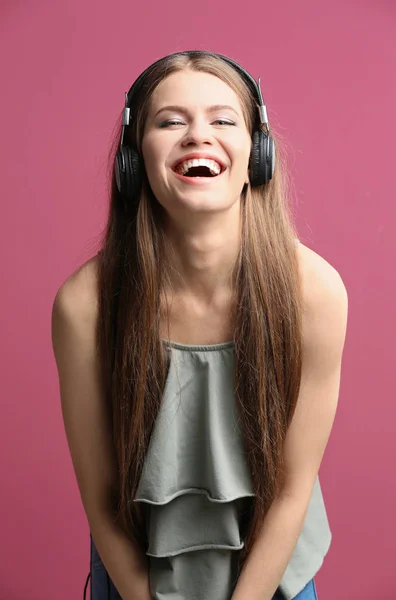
[172,158,226,178]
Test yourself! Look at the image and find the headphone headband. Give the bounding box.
[121,51,270,139]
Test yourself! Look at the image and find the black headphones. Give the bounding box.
[115,50,275,200]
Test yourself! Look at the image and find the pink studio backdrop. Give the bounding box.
[0,1,395,599]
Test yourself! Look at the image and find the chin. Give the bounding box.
[174,193,240,214]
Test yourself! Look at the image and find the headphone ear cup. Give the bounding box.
[115,147,126,194]
[249,130,262,187]
[126,146,142,198]
[115,146,142,200]
[249,130,275,186]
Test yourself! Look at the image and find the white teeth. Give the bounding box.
[175,158,222,176]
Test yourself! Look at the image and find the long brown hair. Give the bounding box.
[96,51,303,575]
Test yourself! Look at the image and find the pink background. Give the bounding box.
[1,1,395,599]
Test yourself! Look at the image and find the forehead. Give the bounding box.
[148,69,244,114]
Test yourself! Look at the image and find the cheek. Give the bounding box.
[141,137,172,204]
[234,131,252,157]
[233,137,251,173]
[141,137,162,183]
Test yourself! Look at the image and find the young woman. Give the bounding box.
[51,50,348,600]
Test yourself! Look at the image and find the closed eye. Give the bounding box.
[158,119,236,128]
[213,119,236,126]
[159,120,184,127]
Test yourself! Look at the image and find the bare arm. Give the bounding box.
[231,249,349,600]
[51,258,151,600]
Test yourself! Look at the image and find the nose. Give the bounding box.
[181,118,213,147]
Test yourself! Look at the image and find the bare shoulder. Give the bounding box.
[297,241,348,305]
[297,242,348,352]
[52,254,100,331]
[51,254,102,373]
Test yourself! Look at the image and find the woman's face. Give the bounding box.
[141,69,252,218]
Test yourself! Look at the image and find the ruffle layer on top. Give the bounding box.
[135,343,254,557]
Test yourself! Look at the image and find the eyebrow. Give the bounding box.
[153,104,240,118]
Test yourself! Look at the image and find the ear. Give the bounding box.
[245,168,250,185]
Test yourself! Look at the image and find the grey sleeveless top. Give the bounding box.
[134,238,331,600]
